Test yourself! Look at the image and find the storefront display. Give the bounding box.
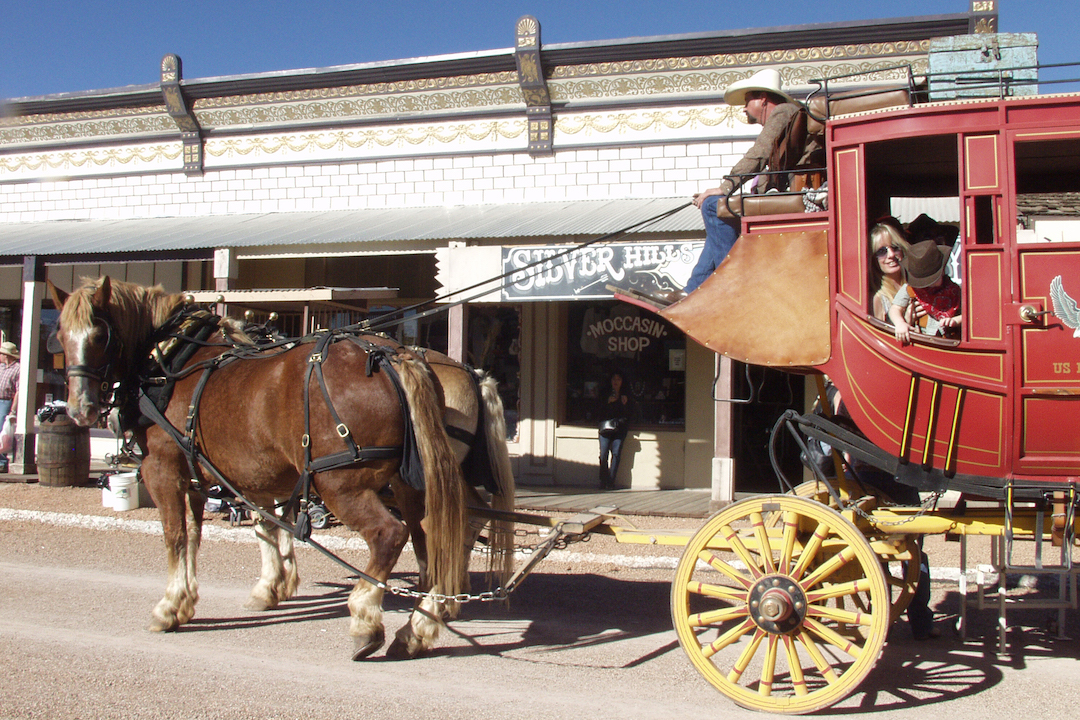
[565,300,685,431]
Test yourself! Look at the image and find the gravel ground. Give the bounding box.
[2,479,1079,719]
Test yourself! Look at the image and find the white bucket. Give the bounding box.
[109,472,140,512]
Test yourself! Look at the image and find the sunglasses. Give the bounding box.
[874,244,903,259]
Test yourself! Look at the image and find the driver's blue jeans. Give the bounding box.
[685,195,741,293]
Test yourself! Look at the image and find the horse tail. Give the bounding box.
[394,354,469,611]
[477,373,516,588]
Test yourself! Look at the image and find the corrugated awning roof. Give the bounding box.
[0,198,700,261]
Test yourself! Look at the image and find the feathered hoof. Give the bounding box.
[243,596,276,612]
[385,635,426,660]
[350,629,385,661]
[148,616,179,633]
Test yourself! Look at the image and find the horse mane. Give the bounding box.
[61,277,253,369]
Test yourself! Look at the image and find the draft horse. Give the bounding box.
[49,276,469,660]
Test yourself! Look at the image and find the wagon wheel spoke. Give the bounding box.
[759,634,780,696]
[671,496,888,714]
[795,628,839,684]
[781,635,809,697]
[749,512,776,575]
[720,523,767,580]
[781,480,921,625]
[705,618,758,658]
[778,510,798,573]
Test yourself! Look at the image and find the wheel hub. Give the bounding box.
[748,575,807,634]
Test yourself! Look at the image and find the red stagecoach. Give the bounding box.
[606,48,1080,713]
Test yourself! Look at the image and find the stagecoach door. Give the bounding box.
[1007,128,1080,475]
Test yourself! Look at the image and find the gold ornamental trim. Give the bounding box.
[555,106,743,135]
[202,119,529,158]
[0,143,184,173]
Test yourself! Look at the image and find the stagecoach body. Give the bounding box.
[664,72,1080,492]
[638,70,1080,712]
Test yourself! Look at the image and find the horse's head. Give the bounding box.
[48,277,123,426]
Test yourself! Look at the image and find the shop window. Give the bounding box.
[467,306,521,441]
[565,301,685,431]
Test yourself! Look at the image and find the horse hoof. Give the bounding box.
[243,597,274,612]
[386,637,424,660]
[148,618,178,633]
[351,630,385,661]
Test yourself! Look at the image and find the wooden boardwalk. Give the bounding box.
[515,486,715,519]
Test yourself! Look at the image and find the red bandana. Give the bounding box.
[911,278,961,321]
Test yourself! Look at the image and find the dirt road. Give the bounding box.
[1,483,1078,719]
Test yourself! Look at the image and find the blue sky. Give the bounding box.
[2,1,1073,100]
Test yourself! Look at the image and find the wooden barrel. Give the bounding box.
[36,415,91,487]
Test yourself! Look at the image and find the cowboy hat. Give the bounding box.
[724,68,796,106]
[906,213,960,246]
[0,341,18,359]
[902,240,952,289]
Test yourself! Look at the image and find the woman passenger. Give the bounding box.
[868,220,911,322]
[814,220,938,640]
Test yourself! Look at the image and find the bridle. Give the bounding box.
[64,313,123,400]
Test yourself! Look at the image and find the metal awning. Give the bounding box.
[186,287,398,307]
[0,198,700,261]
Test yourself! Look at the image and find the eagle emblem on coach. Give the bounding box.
[1050,275,1080,337]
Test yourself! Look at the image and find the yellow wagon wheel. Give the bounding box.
[672,495,889,714]
[781,480,921,625]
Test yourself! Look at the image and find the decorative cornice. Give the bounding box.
[549,59,928,102]
[194,87,522,128]
[1,42,930,150]
[192,71,520,110]
[0,110,172,146]
[549,40,931,79]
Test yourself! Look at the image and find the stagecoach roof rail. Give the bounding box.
[806,61,1080,115]
[805,63,921,122]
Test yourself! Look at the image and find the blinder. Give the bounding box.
[46,327,64,355]
[63,314,122,396]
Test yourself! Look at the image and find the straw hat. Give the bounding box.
[723,68,796,106]
[0,341,18,359]
[902,240,952,289]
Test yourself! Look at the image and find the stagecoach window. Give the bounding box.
[564,301,686,430]
[865,134,959,203]
[973,195,996,245]
[1015,137,1080,243]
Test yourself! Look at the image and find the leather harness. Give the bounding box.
[111,309,420,542]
